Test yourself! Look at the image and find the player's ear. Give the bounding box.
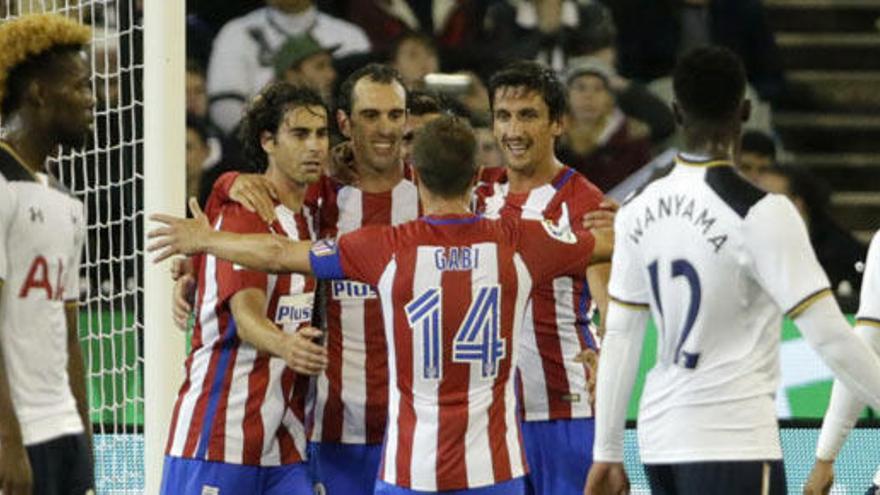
[260,130,275,155]
[550,114,564,138]
[337,109,351,139]
[25,79,47,109]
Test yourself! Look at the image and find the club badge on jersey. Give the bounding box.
[275,292,315,330]
[541,218,577,244]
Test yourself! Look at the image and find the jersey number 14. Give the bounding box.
[405,285,506,381]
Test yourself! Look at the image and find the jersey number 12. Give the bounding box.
[648,259,702,369]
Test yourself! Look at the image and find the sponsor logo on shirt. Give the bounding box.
[331,280,377,300]
[201,486,219,495]
[275,292,315,325]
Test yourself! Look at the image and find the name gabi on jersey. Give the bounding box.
[629,194,729,253]
[332,280,378,299]
[434,246,480,271]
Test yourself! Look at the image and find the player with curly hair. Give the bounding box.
[0,13,95,495]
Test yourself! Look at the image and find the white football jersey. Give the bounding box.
[610,154,830,463]
[0,142,85,445]
[856,232,880,486]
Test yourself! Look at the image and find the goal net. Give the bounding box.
[0,2,184,493]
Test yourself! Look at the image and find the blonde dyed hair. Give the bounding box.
[0,13,91,106]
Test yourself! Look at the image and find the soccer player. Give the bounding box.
[0,14,95,495]
[477,60,610,495]
[201,63,415,494]
[149,115,612,494]
[586,46,880,495]
[160,83,330,495]
[803,230,880,495]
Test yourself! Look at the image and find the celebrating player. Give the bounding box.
[149,115,612,494]
[477,61,611,495]
[159,83,329,495]
[0,13,94,495]
[586,46,880,495]
[803,230,880,495]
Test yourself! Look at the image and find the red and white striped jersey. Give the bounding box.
[307,173,420,444]
[474,166,605,420]
[165,199,316,466]
[308,214,596,491]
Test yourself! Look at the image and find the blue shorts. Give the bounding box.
[521,418,594,495]
[374,476,527,494]
[645,460,786,495]
[160,456,312,495]
[309,441,383,495]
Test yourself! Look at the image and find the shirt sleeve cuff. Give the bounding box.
[309,240,345,280]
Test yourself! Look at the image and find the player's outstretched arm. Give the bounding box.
[0,281,34,495]
[589,227,614,265]
[148,198,314,274]
[229,289,328,376]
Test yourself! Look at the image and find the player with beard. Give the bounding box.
[0,13,95,495]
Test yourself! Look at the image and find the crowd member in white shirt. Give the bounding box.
[207,0,370,134]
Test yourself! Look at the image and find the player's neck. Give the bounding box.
[421,194,472,217]
[682,132,738,162]
[506,157,562,194]
[264,166,306,212]
[355,158,404,193]
[1,120,55,176]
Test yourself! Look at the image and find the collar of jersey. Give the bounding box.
[421,213,482,226]
[0,141,39,181]
[675,152,733,169]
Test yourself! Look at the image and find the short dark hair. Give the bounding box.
[1,45,83,117]
[741,130,776,160]
[336,63,406,116]
[673,46,746,126]
[238,82,327,171]
[412,115,476,198]
[407,89,443,117]
[488,61,567,122]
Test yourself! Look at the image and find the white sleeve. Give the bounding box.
[63,202,85,302]
[743,194,831,318]
[206,20,256,134]
[593,209,651,463]
[815,324,880,460]
[794,296,880,412]
[607,209,650,309]
[0,177,15,282]
[815,233,880,460]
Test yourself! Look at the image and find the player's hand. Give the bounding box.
[172,273,196,330]
[229,173,278,224]
[574,348,599,409]
[803,459,834,495]
[583,199,620,230]
[328,141,358,185]
[282,327,329,375]
[171,257,194,282]
[590,226,615,264]
[148,198,213,263]
[0,439,33,495]
[585,462,630,495]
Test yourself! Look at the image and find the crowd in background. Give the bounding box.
[181,0,866,309]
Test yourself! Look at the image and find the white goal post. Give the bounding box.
[143,0,186,493]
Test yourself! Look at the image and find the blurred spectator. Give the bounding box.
[739,129,776,183]
[402,90,444,164]
[475,124,505,170]
[565,3,675,143]
[390,31,439,90]
[557,62,652,192]
[186,59,209,120]
[186,115,211,204]
[274,33,338,104]
[344,0,486,53]
[453,71,491,123]
[608,0,785,103]
[757,167,867,309]
[186,14,216,67]
[207,0,370,134]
